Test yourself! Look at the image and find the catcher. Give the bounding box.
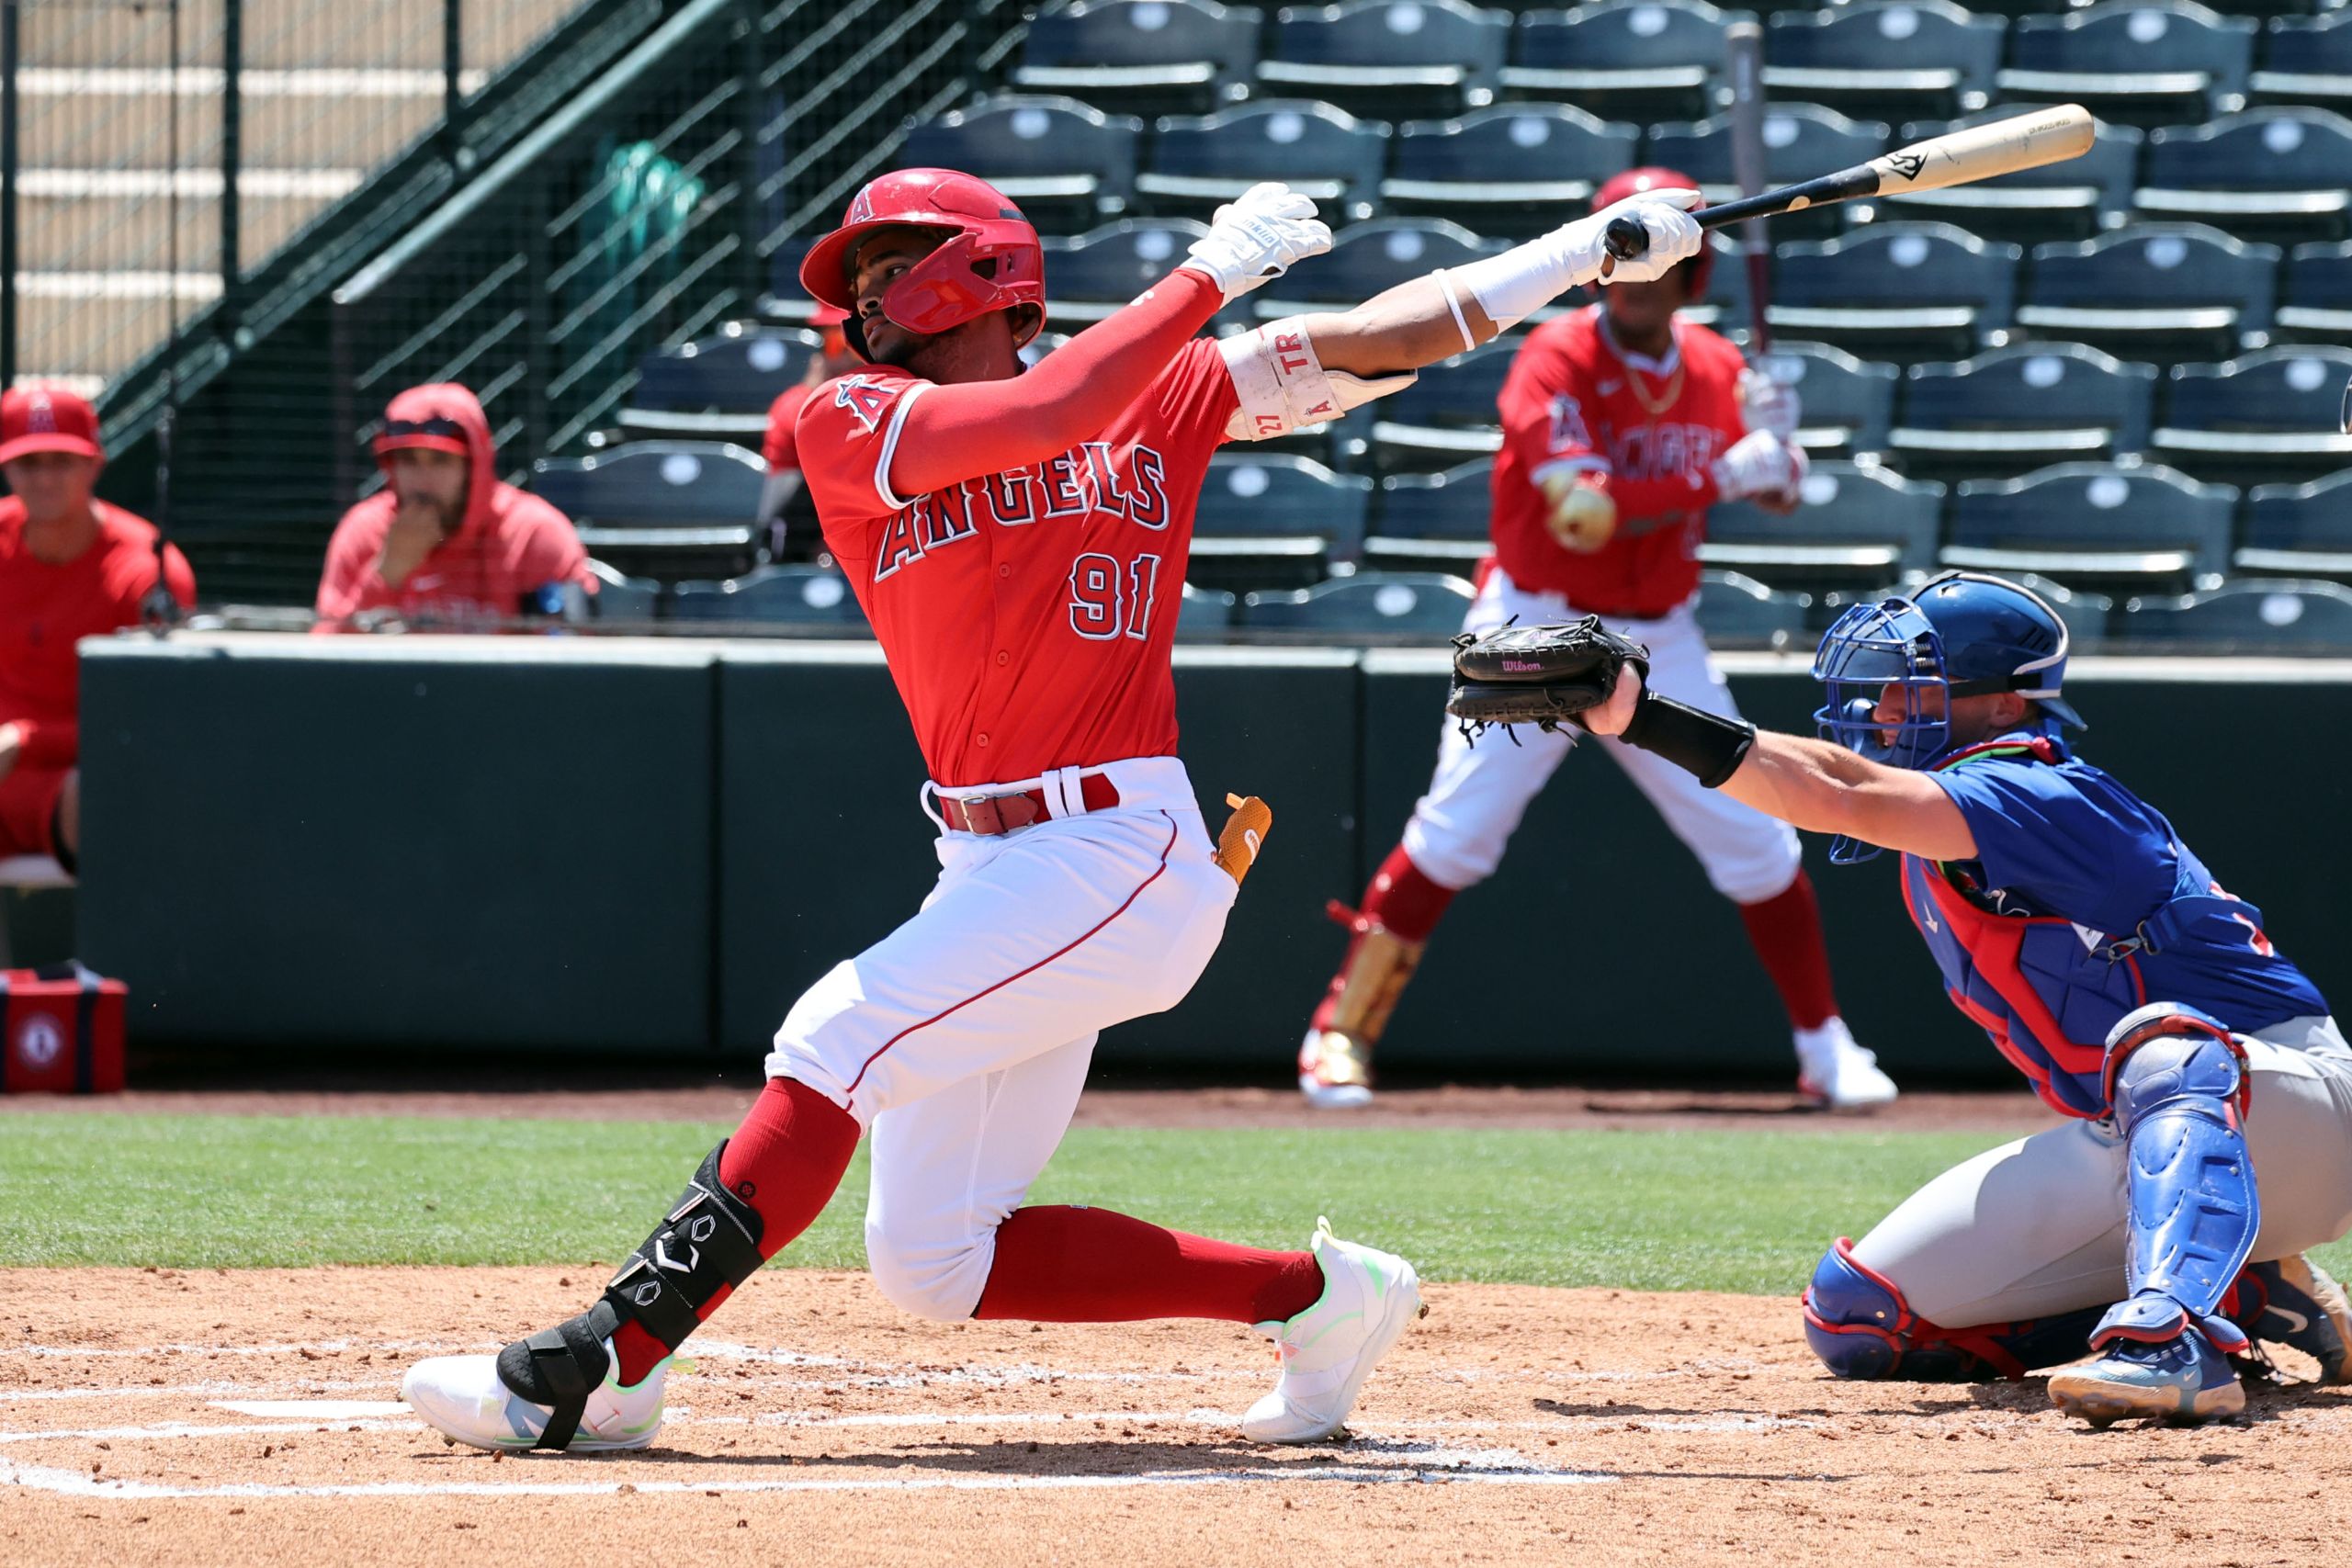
[1297,168,1893,1111]
[1457,574,2352,1424]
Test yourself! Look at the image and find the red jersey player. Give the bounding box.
[0,386,196,870]
[1297,168,1897,1113]
[403,166,1705,1455]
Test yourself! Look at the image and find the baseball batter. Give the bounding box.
[1299,168,1894,1111]
[1568,570,2352,1423]
[402,166,1708,1452]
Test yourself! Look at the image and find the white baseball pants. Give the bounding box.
[1853,1017,2352,1326]
[764,755,1238,1322]
[1400,567,1803,904]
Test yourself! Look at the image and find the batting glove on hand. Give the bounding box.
[1574,188,1704,287]
[1739,367,1802,442]
[1181,183,1332,302]
[1713,427,1807,503]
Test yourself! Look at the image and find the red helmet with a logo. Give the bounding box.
[798,168,1046,360]
[1592,165,1713,300]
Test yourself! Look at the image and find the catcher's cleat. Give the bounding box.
[1242,1218,1425,1443]
[2245,1255,2352,1383]
[2047,1332,2245,1427]
[1298,1028,1375,1111]
[401,1335,669,1453]
[1795,1018,1898,1111]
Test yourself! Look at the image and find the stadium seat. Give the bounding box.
[1684,232,1754,336]
[668,565,865,626]
[1177,581,1241,640]
[1136,99,1389,221]
[1646,104,1890,239]
[1361,336,1514,472]
[2249,13,2352,112]
[1695,570,1812,651]
[1043,219,1214,324]
[1382,104,1638,238]
[901,96,1143,225]
[531,442,766,580]
[2237,468,2352,581]
[2118,580,2352,649]
[1193,452,1374,592]
[1257,0,1509,121]
[1012,0,1261,118]
[1879,111,2140,244]
[1761,2,2007,123]
[1889,344,2157,479]
[1502,0,1737,126]
[2135,109,2352,245]
[1241,570,1477,635]
[2149,346,2352,484]
[1366,457,1493,572]
[2018,225,2278,360]
[1701,461,1944,592]
[1767,224,2018,360]
[1747,342,1899,458]
[1945,460,2234,594]
[622,325,820,443]
[582,558,663,623]
[1998,2,2257,129]
[1251,218,1502,318]
[2277,242,2352,344]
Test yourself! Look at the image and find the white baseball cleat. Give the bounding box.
[1242,1218,1424,1443]
[401,1337,668,1453]
[1796,1018,1899,1111]
[1297,1028,1375,1111]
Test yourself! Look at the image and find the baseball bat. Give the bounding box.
[1602,104,2097,267]
[1723,19,1772,352]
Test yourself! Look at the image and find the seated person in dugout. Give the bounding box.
[0,386,196,872]
[1572,570,2352,1426]
[315,383,594,630]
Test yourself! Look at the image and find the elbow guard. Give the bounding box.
[1219,317,1415,441]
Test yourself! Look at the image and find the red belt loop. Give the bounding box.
[942,772,1122,836]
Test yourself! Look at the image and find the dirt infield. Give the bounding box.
[6,1267,2347,1567]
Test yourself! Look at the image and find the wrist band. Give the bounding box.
[1435,271,1476,355]
[1619,692,1757,788]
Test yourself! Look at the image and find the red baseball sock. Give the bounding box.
[973,1206,1325,1325]
[1736,871,1840,1032]
[611,1077,860,1383]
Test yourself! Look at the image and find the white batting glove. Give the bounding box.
[1713,427,1807,502]
[1739,367,1802,442]
[1180,182,1332,302]
[1580,188,1705,286]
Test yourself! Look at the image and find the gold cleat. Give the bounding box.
[1297,1028,1375,1111]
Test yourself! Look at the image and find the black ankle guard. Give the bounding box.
[1619,691,1757,788]
[492,1141,764,1450]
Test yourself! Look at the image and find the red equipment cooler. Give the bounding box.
[1,963,127,1094]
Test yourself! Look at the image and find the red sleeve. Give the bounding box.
[510,499,592,591]
[1498,329,1597,482]
[763,387,810,472]
[15,716,76,768]
[1147,337,1243,457]
[314,506,401,625]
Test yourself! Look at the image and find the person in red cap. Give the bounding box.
[756,304,860,560]
[0,385,196,868]
[314,383,593,629]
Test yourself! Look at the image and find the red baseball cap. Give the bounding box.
[0,386,105,466]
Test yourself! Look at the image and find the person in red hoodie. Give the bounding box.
[756,304,858,560]
[315,384,592,629]
[0,386,197,868]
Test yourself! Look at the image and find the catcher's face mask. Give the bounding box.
[1812,595,1960,865]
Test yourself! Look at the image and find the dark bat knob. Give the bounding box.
[1602,213,1649,269]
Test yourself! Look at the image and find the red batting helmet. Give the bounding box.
[1592,165,1712,299]
[798,168,1046,360]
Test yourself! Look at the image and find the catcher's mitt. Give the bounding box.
[1445,616,1650,734]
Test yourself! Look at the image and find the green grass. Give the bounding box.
[0,1111,2070,1293]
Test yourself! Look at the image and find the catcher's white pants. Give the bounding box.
[1853,1017,2352,1327]
[765,755,1238,1320]
[1399,567,1803,904]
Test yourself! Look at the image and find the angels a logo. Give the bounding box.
[25,392,56,434]
[846,186,876,224]
[1884,152,1928,184]
[13,1012,64,1072]
[833,377,900,434]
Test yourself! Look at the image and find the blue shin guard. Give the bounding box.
[1804,1239,2104,1381]
[2093,1004,2260,1357]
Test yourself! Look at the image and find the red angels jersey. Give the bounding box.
[1490,305,1747,618]
[796,341,1238,788]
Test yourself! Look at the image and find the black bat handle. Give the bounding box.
[1600,186,1810,270]
[1602,213,1650,266]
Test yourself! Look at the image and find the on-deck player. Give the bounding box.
[402,167,1707,1452]
[1298,168,1895,1112]
[1576,570,2352,1424]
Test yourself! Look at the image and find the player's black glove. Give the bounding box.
[1444,616,1650,735]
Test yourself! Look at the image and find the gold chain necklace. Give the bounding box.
[1621,356,1685,418]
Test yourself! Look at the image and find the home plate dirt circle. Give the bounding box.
[5,1268,2348,1566]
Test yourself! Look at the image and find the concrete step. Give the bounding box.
[22,0,583,73]
[17,69,469,171]
[15,172,357,272]
[12,274,224,381]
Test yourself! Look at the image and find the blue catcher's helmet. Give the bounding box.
[1813,572,2086,863]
